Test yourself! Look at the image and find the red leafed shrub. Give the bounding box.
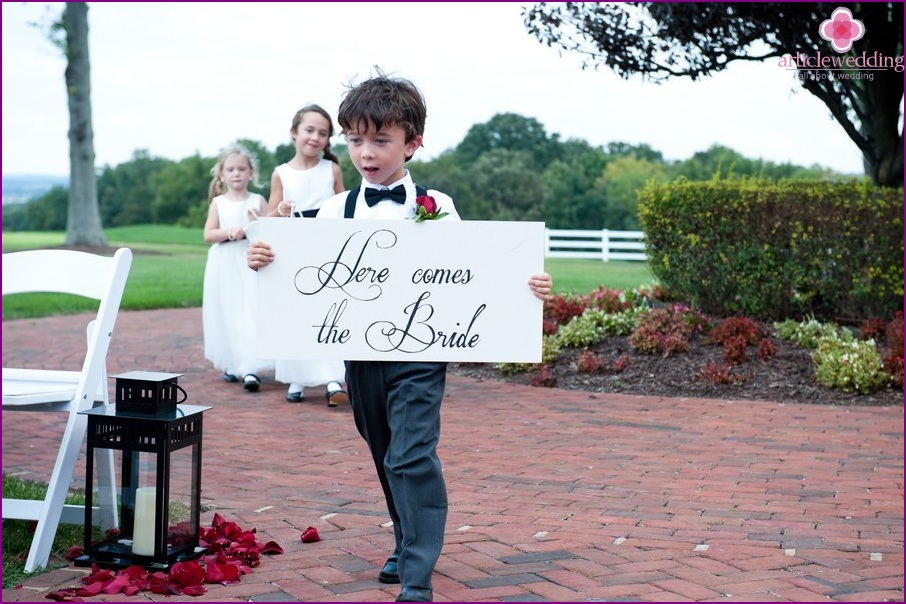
[585,285,632,314]
[883,311,904,387]
[885,311,903,352]
[529,365,557,388]
[612,353,630,373]
[722,335,748,364]
[860,317,887,340]
[706,317,766,346]
[641,283,672,302]
[660,333,690,355]
[629,306,694,356]
[576,350,604,373]
[757,338,778,361]
[543,294,587,330]
[694,363,749,385]
[883,355,903,388]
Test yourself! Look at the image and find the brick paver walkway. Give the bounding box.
[2,308,903,602]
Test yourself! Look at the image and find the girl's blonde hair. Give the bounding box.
[291,105,340,165]
[208,143,261,202]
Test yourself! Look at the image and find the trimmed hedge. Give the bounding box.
[638,179,903,321]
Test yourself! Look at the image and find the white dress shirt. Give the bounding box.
[317,170,460,221]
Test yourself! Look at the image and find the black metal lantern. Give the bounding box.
[75,372,210,571]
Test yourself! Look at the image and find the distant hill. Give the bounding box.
[2,174,69,205]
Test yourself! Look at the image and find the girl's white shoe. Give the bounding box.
[287,384,305,403]
[326,382,348,407]
[243,374,260,392]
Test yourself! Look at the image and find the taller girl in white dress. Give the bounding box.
[202,144,272,392]
[266,105,348,405]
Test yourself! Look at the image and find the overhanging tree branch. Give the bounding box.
[524,2,904,187]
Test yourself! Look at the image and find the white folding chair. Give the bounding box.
[2,247,133,572]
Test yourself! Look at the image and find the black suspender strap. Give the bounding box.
[343,184,428,219]
[344,187,359,219]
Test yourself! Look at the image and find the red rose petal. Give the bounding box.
[260,540,284,555]
[300,526,320,543]
[54,514,283,599]
[44,589,79,601]
[74,582,104,596]
[64,545,84,561]
[182,585,208,596]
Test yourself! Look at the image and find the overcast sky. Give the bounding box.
[2,2,868,177]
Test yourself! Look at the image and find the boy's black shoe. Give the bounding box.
[396,587,432,602]
[378,555,399,584]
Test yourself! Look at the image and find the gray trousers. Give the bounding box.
[345,361,448,590]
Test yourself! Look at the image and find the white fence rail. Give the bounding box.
[545,228,646,262]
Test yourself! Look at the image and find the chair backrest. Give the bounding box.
[2,247,133,573]
[2,248,133,407]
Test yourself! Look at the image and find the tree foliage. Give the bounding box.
[598,156,669,231]
[7,112,851,234]
[523,2,904,187]
[455,113,562,168]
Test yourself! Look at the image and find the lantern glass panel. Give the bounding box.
[166,445,199,551]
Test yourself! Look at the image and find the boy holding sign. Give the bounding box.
[248,73,552,602]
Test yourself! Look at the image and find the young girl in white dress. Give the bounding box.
[202,144,272,392]
[267,105,349,405]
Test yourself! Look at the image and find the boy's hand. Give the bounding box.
[248,241,274,271]
[529,273,552,302]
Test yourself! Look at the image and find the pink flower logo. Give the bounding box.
[819,7,865,53]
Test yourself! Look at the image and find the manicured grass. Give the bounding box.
[0,231,68,251]
[544,257,655,294]
[1,475,90,589]
[2,227,657,319]
[2,226,208,319]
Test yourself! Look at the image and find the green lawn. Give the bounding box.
[544,257,654,294]
[2,226,209,319]
[2,226,656,319]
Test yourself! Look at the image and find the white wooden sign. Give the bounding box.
[253,217,545,362]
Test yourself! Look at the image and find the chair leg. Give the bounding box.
[22,413,88,573]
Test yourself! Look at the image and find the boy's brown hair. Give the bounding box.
[338,74,427,148]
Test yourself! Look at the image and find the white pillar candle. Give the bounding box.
[132,486,157,556]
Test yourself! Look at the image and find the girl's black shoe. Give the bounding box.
[223,372,239,383]
[243,374,260,392]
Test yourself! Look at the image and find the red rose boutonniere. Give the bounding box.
[412,195,449,223]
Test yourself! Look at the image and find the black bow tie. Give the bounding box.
[364,185,407,207]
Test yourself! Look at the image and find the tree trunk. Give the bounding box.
[63,3,106,247]
[860,4,904,189]
[861,80,905,189]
